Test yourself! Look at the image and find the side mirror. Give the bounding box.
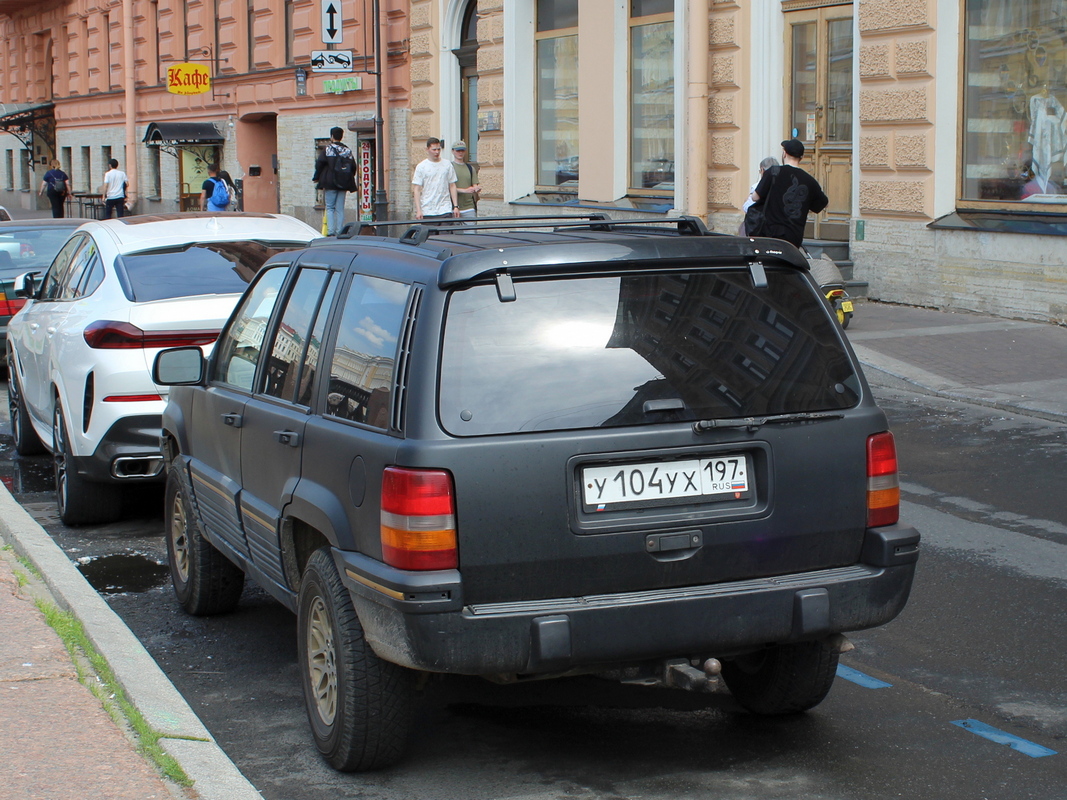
[153,347,205,385]
[13,272,39,299]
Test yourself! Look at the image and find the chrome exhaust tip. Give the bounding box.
[111,455,165,479]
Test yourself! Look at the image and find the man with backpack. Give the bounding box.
[312,127,358,235]
[201,163,233,212]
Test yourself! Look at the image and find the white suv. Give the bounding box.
[6,213,320,524]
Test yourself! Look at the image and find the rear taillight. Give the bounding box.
[380,467,458,570]
[0,290,25,316]
[867,431,900,527]
[83,320,219,349]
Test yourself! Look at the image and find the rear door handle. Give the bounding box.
[221,412,243,428]
[274,430,300,447]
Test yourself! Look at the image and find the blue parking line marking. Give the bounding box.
[951,719,1058,758]
[836,664,892,689]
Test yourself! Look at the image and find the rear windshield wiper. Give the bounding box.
[693,411,844,434]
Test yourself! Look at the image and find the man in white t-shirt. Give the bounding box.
[100,158,128,218]
[411,138,459,221]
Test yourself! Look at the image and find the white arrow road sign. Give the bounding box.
[321,0,342,44]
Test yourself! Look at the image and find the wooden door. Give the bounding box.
[785,5,853,241]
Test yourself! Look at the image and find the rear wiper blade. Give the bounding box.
[693,411,844,434]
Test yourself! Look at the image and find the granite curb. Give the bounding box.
[0,485,264,800]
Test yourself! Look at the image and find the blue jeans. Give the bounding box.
[324,189,347,235]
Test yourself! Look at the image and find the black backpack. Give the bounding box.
[331,147,356,190]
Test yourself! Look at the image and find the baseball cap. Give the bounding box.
[781,138,804,158]
[452,140,467,150]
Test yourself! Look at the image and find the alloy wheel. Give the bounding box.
[52,407,69,515]
[306,595,338,725]
[169,489,190,583]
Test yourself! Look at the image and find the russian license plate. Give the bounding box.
[582,455,750,511]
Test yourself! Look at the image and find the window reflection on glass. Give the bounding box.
[325,274,408,429]
[537,35,580,187]
[213,266,287,391]
[963,0,1067,204]
[826,18,852,143]
[440,273,858,437]
[536,0,578,32]
[631,0,672,18]
[262,268,336,405]
[630,21,674,190]
[791,22,817,140]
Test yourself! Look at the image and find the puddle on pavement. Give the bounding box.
[76,553,170,594]
[0,454,55,495]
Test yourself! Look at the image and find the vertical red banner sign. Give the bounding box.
[358,140,374,221]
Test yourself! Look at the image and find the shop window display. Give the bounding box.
[963,1,1067,205]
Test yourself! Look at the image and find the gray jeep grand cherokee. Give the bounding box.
[154,215,919,771]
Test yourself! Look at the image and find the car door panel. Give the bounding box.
[186,265,292,564]
[237,261,342,591]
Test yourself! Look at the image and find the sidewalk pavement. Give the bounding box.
[848,300,1067,423]
[0,489,264,800]
[1,198,1065,799]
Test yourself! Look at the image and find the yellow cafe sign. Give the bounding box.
[166,63,211,95]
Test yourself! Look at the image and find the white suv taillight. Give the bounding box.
[83,320,219,349]
[867,432,900,527]
[380,467,458,570]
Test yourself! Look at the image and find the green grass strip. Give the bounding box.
[37,600,203,787]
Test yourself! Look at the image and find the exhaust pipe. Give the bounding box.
[111,455,164,479]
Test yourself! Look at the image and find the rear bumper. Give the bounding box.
[335,524,920,675]
[68,414,166,483]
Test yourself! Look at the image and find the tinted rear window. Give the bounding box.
[439,269,860,435]
[117,242,304,302]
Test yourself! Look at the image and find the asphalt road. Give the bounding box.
[2,383,1065,799]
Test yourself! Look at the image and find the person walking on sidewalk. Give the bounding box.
[747,138,827,248]
[312,127,358,236]
[201,163,233,212]
[39,159,71,218]
[450,141,481,220]
[101,159,128,219]
[412,137,459,222]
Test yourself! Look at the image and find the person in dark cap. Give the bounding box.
[450,141,481,220]
[746,138,828,248]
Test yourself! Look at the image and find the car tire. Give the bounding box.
[8,365,45,456]
[165,468,245,616]
[52,400,123,525]
[298,547,416,772]
[721,639,839,715]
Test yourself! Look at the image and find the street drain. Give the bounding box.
[76,554,170,594]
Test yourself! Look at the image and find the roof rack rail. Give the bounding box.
[343,213,711,242]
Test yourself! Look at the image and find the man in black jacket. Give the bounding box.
[312,127,358,235]
[748,138,828,248]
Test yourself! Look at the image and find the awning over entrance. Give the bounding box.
[0,102,56,163]
[143,121,225,146]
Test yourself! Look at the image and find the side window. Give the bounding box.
[40,234,84,300]
[75,252,105,298]
[261,267,338,404]
[324,274,409,429]
[211,266,289,391]
[60,238,99,299]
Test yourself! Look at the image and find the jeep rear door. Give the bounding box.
[437,267,881,605]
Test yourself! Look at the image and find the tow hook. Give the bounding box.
[663,658,722,692]
[828,633,855,654]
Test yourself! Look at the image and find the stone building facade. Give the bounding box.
[0,0,412,229]
[3,0,1064,323]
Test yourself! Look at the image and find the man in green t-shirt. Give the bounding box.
[451,141,481,219]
